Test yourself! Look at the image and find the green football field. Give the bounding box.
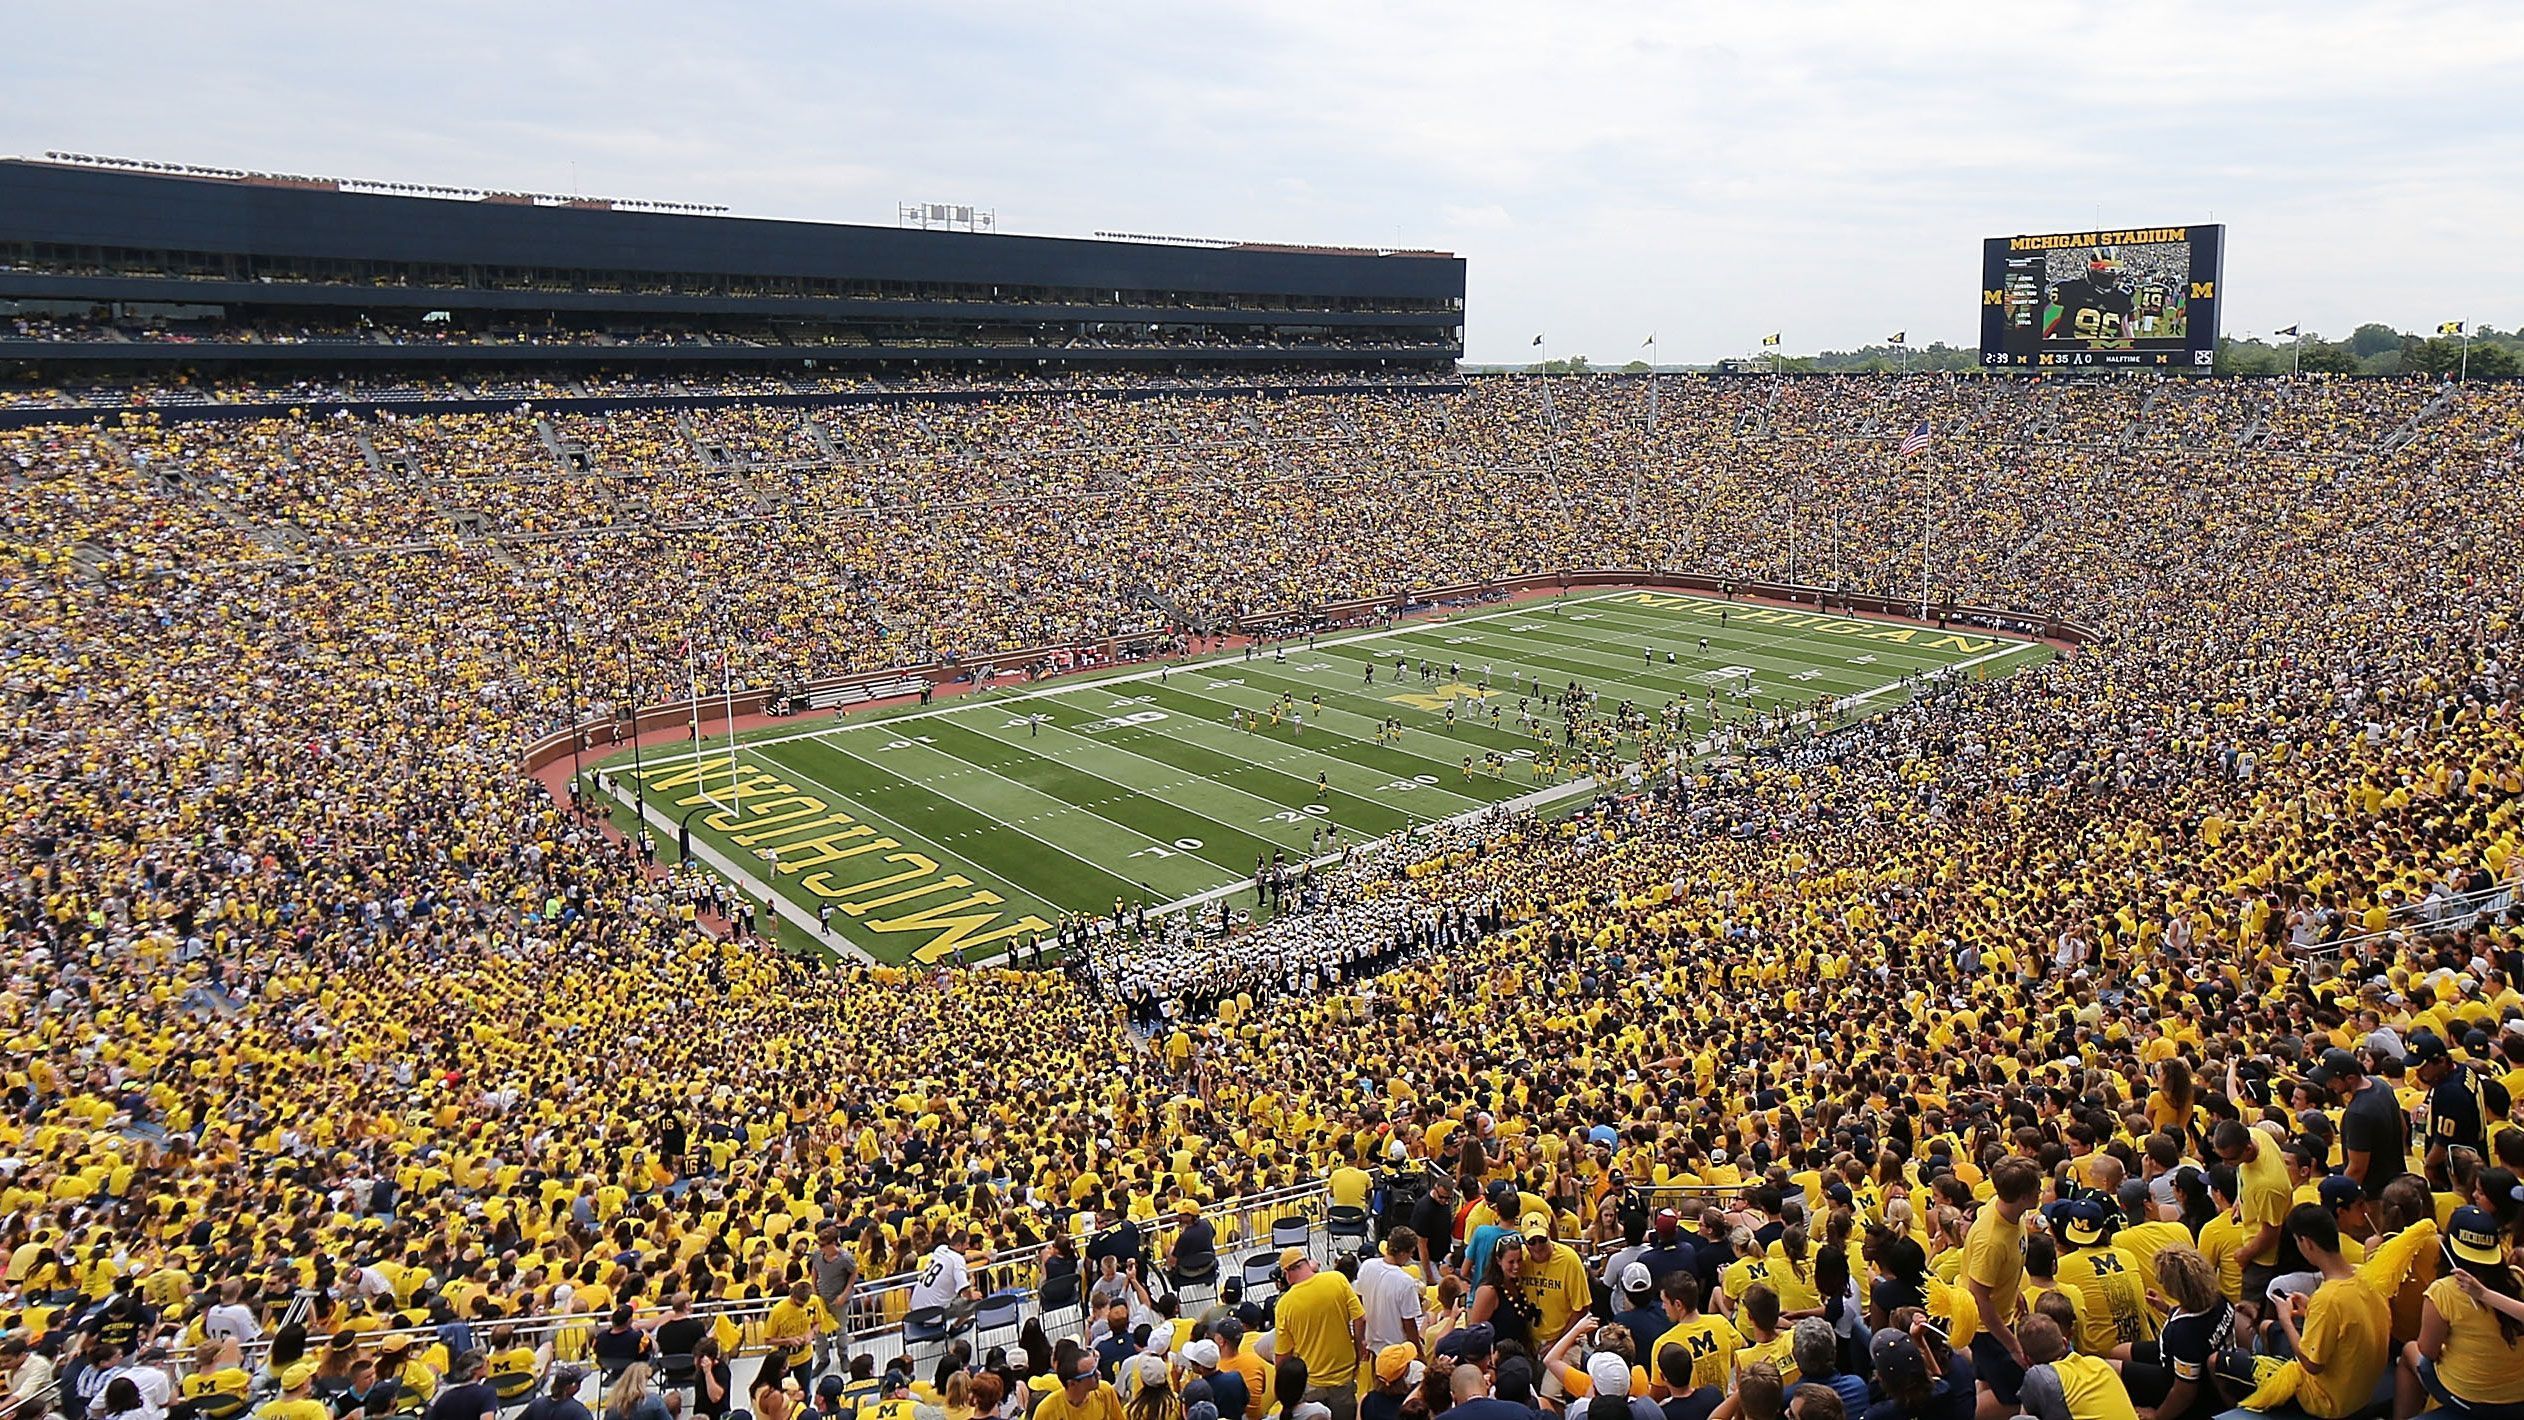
[588,591,2053,964]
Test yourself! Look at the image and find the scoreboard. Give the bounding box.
[1979,224,2224,372]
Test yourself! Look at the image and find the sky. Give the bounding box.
[5,1,2520,364]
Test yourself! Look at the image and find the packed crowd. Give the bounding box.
[3,369,2523,1420]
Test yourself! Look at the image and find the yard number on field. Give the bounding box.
[1130,837,1206,859]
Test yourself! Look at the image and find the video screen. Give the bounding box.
[1980,225,2222,372]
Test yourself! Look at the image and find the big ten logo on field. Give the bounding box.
[628,753,1049,963]
[1382,687,1495,712]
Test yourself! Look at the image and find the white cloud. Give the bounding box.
[2,0,2516,360]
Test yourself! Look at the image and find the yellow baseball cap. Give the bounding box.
[1375,1344,1424,1386]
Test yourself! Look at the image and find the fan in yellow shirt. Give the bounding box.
[2405,1207,2524,1415]
[256,1363,333,1420]
[2046,1200,2156,1355]
[2235,1204,2405,1419]
[1649,1275,1739,1397]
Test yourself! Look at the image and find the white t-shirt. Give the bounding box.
[907,1245,972,1313]
[1355,1256,1422,1353]
[203,1302,263,1343]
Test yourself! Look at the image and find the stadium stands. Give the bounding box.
[3,365,2523,1420]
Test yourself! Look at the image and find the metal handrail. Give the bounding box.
[2298,879,2519,958]
[172,1181,1331,1381]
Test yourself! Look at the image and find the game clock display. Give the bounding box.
[1979,224,2223,372]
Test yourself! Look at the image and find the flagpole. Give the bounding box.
[2292,327,2302,377]
[1534,334,1558,432]
[723,646,741,820]
[1637,334,1655,531]
[2461,323,2471,384]
[1646,337,1658,434]
[1920,496,1932,622]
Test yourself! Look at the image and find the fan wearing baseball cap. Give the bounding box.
[261,1363,331,1420]
[1275,1248,1368,1420]
[1612,1263,1666,1341]
[2047,1198,2156,1357]
[1516,1215,1595,1338]
[1633,1209,1696,1292]
[2402,1205,2524,1416]
[1570,1349,1659,1420]
[1363,1345,1424,1420]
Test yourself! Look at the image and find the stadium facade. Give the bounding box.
[0,158,1464,386]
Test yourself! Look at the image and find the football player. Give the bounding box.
[2044,247,2138,345]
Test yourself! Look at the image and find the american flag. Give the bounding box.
[1899,420,1934,457]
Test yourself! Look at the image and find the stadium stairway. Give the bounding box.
[801,415,842,463]
[535,416,588,473]
[1126,576,1196,633]
[65,539,116,583]
[2380,384,2463,456]
[2122,384,2167,448]
[350,426,387,476]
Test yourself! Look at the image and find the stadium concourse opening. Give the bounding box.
[591,590,2054,964]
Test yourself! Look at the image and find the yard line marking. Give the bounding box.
[1127,635,2046,930]
[628,592,1651,769]
[785,732,1163,902]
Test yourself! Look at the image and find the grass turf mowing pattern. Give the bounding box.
[593,592,2051,964]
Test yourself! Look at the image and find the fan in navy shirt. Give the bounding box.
[1437,1357,1544,1420]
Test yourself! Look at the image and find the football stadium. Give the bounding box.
[4,16,2524,1420]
